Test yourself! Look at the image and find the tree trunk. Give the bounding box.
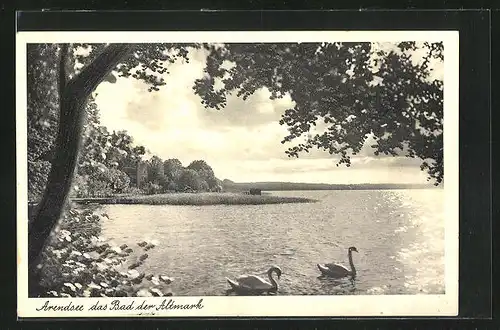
[28,43,133,296]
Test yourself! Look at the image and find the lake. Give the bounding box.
[100,189,445,296]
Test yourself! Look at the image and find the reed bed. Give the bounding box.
[71,192,317,205]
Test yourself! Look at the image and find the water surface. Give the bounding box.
[100,189,445,296]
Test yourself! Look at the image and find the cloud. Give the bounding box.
[199,88,295,130]
[93,44,431,184]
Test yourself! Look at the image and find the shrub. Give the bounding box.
[86,178,114,198]
[107,168,131,193]
[166,181,178,192]
[71,174,89,198]
[72,166,132,198]
[124,186,145,195]
[37,206,173,297]
[141,182,162,195]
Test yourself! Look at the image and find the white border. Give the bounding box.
[16,30,459,318]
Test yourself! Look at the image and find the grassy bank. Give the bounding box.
[71,192,317,205]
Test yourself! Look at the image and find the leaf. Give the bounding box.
[149,288,163,297]
[127,269,140,279]
[131,273,145,284]
[128,262,140,270]
[151,277,160,286]
[136,288,152,297]
[159,275,173,284]
[111,246,122,253]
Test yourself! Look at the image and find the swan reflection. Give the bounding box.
[317,273,357,294]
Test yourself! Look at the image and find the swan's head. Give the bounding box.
[348,246,358,253]
[269,265,282,279]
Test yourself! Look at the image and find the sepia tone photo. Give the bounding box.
[17,31,459,317]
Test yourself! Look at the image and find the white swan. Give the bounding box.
[226,266,282,294]
[317,246,358,278]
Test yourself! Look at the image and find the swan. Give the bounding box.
[317,246,358,278]
[226,266,282,294]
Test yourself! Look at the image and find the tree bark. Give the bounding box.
[28,43,133,296]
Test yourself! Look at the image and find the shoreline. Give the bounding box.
[70,192,318,206]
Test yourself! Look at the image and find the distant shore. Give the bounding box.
[71,192,318,206]
[222,181,439,191]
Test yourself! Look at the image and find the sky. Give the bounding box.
[93,43,443,184]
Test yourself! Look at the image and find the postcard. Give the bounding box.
[17,30,459,317]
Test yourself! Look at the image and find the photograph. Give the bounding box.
[17,30,459,317]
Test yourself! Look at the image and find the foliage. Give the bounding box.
[177,169,206,192]
[107,168,131,192]
[73,162,131,198]
[27,44,60,202]
[123,186,145,196]
[146,156,165,184]
[71,43,198,91]
[108,130,147,169]
[133,157,221,194]
[141,182,163,195]
[28,161,52,202]
[78,99,146,173]
[27,75,146,201]
[186,160,218,189]
[38,206,174,298]
[73,97,145,198]
[166,181,178,192]
[156,175,171,191]
[194,42,444,184]
[163,158,184,182]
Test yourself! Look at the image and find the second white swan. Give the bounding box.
[226,266,282,294]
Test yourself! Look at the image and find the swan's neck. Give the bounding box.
[348,251,356,275]
[267,270,279,290]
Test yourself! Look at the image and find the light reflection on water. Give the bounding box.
[100,189,445,296]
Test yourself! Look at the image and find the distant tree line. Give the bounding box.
[222,180,435,192]
[29,92,221,201]
[139,157,222,195]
